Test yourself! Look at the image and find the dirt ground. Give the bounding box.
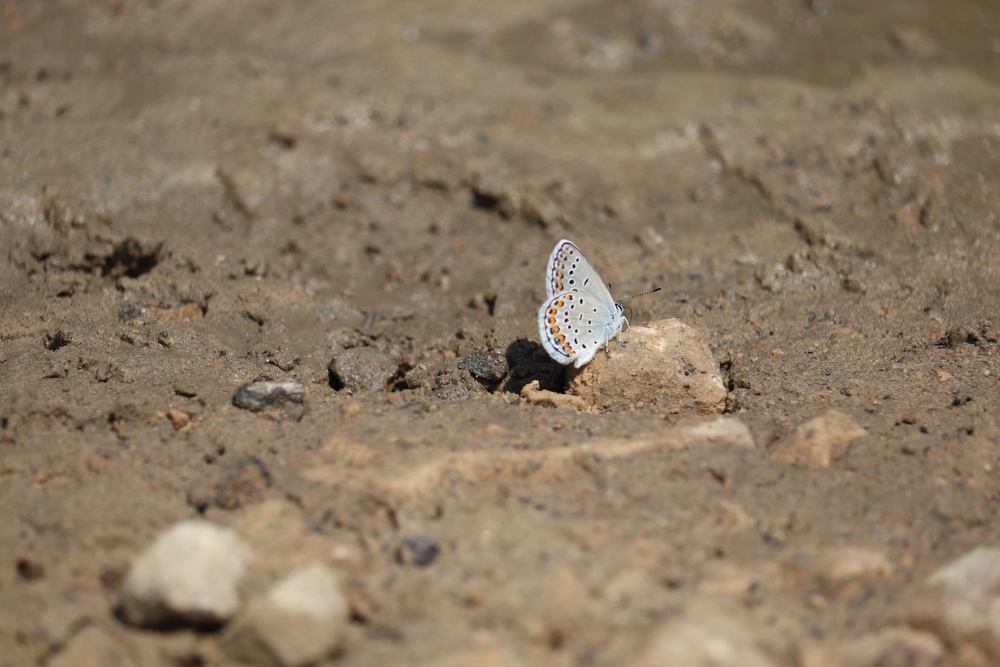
[2,1,999,665]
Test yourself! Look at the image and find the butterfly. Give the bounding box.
[538,239,661,368]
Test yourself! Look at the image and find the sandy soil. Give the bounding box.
[2,1,999,665]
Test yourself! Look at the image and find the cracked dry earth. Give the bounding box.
[1,1,999,666]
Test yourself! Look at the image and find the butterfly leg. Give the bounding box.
[617,315,630,347]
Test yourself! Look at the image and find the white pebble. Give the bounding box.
[119,520,251,628]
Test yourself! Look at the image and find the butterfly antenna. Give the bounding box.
[619,286,663,304]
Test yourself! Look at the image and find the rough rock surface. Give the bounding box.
[567,319,726,414]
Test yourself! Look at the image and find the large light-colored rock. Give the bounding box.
[119,520,251,629]
[568,318,726,414]
[909,547,1000,660]
[221,564,349,667]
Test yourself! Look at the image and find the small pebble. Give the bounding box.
[402,535,440,567]
[233,380,305,412]
[166,408,190,430]
[269,117,301,147]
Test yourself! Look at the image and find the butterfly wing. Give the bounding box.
[546,239,606,298]
[540,240,623,368]
[538,292,577,365]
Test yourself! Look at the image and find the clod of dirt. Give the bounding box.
[769,410,867,467]
[430,368,484,400]
[567,319,726,414]
[458,350,509,384]
[909,547,1000,661]
[119,520,251,629]
[327,347,399,393]
[233,381,306,412]
[520,380,588,410]
[221,564,348,667]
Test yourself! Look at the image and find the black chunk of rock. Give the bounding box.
[458,350,508,383]
[401,535,440,567]
[232,380,305,412]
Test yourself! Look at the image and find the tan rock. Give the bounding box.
[770,410,867,467]
[221,564,349,667]
[568,319,726,414]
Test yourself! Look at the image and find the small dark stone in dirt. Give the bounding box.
[402,535,440,567]
[232,380,305,412]
[458,350,508,382]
